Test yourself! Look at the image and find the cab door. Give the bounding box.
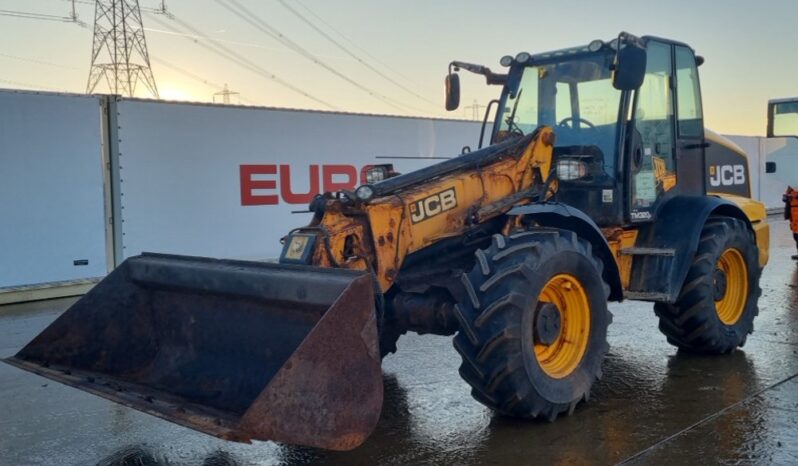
[673,45,706,195]
[628,40,677,223]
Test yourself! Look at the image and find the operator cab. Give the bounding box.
[447,33,707,227]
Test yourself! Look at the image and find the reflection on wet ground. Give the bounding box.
[1,219,797,465]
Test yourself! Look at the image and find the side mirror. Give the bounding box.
[612,33,647,91]
[445,73,460,111]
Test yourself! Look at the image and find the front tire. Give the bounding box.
[452,229,611,421]
[654,217,761,353]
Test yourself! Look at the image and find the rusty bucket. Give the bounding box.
[3,253,383,451]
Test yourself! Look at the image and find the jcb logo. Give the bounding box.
[708,164,745,187]
[410,188,458,224]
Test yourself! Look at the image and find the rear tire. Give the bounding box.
[452,229,611,420]
[654,217,761,353]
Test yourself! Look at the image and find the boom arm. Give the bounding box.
[281,127,557,292]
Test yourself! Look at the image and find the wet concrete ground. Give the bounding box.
[1,219,797,466]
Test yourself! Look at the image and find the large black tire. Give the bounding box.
[452,229,611,421]
[654,217,761,354]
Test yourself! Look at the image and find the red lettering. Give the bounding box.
[240,164,278,206]
[323,165,358,192]
[280,164,319,204]
[241,164,367,205]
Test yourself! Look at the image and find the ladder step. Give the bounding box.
[624,291,671,302]
[620,247,675,256]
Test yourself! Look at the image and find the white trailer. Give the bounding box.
[0,90,110,304]
[110,98,482,261]
[0,91,483,302]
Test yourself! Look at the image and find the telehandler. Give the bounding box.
[5,33,769,451]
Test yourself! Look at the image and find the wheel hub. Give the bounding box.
[534,302,562,346]
[713,267,728,301]
[715,248,749,325]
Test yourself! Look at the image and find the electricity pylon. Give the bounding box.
[86,0,159,98]
[213,84,240,104]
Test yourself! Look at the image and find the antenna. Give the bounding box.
[86,0,159,98]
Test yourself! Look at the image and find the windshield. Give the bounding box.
[495,52,622,179]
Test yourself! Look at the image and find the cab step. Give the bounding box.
[623,291,671,302]
[619,247,676,256]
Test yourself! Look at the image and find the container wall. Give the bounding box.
[112,99,482,260]
[0,90,109,290]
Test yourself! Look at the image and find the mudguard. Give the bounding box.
[629,195,752,302]
[508,202,624,302]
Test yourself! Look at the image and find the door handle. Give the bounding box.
[680,142,710,150]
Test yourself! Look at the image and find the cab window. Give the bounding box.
[675,46,703,138]
[631,41,676,214]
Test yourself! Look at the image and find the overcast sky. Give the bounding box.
[1,0,797,135]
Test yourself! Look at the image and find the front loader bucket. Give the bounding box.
[3,253,382,451]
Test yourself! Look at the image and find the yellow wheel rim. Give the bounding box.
[715,248,748,325]
[534,274,591,379]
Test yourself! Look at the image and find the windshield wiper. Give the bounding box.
[505,88,524,135]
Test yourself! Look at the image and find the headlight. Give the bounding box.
[361,164,398,184]
[355,185,375,201]
[499,55,514,67]
[556,159,588,181]
[365,166,387,183]
[515,52,531,64]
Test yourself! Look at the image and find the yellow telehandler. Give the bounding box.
[4,33,769,451]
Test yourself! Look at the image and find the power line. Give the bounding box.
[149,55,256,105]
[293,0,418,85]
[155,14,337,109]
[0,8,78,24]
[276,0,439,109]
[146,13,337,109]
[215,0,421,115]
[0,52,80,70]
[0,77,65,92]
[144,26,284,53]
[58,0,166,15]
[150,56,224,90]
[4,0,88,25]
[59,0,94,6]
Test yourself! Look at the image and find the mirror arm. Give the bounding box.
[451,61,506,85]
